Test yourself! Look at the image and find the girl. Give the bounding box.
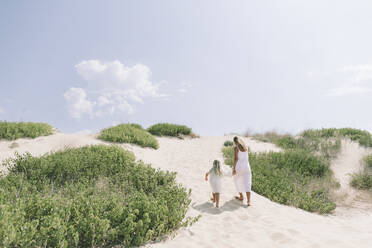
[205,160,224,208]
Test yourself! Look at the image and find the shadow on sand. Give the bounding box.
[192,199,247,215]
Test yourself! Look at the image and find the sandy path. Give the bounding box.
[331,139,372,215]
[1,134,372,247]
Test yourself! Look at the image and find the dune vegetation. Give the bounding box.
[350,154,372,190]
[147,123,192,138]
[250,129,342,161]
[0,145,195,247]
[223,128,357,214]
[222,145,337,214]
[223,140,234,147]
[253,128,372,150]
[250,128,372,195]
[0,121,54,140]
[98,123,159,149]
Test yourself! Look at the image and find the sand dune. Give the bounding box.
[331,139,372,215]
[1,134,372,248]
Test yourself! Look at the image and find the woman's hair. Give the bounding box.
[210,160,222,176]
[233,136,248,151]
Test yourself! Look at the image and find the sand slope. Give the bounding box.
[1,134,372,248]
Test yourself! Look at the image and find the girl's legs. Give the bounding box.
[212,193,216,203]
[246,192,251,206]
[215,193,220,208]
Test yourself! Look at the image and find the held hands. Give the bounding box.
[232,169,237,175]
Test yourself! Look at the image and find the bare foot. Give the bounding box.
[234,196,243,201]
[247,201,251,206]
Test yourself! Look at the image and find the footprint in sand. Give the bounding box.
[239,214,249,221]
[287,228,299,235]
[270,232,289,243]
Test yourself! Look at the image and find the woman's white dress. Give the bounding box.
[233,149,252,192]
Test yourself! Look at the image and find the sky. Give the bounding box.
[1,0,372,135]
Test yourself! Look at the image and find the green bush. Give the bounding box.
[350,154,372,191]
[223,140,234,147]
[98,124,159,149]
[0,145,194,247]
[147,123,192,137]
[222,146,336,214]
[254,128,372,149]
[301,128,337,139]
[0,121,54,140]
[364,154,372,168]
[251,129,342,161]
[338,128,372,147]
[350,173,372,190]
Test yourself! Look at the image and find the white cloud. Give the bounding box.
[325,85,372,97]
[177,82,192,93]
[64,87,95,119]
[326,64,372,96]
[65,59,165,119]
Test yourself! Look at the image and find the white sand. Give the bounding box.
[1,134,372,248]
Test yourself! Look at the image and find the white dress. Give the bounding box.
[208,167,231,193]
[233,149,252,193]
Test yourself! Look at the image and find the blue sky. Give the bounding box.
[1,0,372,135]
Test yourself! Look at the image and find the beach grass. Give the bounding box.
[350,154,372,190]
[363,154,372,168]
[0,145,194,247]
[222,146,337,214]
[147,123,192,137]
[252,128,372,150]
[0,121,54,140]
[98,123,159,149]
[251,130,342,161]
[350,173,372,190]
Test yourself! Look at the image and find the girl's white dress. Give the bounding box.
[233,149,252,192]
[208,167,231,193]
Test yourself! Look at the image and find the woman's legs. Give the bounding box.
[246,192,251,206]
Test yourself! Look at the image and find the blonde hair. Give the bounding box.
[233,136,247,151]
[210,160,222,176]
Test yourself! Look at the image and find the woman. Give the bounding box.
[232,136,252,206]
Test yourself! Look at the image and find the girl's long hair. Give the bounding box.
[210,160,222,176]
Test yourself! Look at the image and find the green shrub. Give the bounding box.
[274,135,298,150]
[364,154,372,168]
[147,123,192,137]
[301,128,337,139]
[254,128,372,149]
[251,129,342,161]
[223,140,234,147]
[0,145,194,247]
[337,128,372,147]
[222,147,234,166]
[222,146,336,214]
[0,121,54,140]
[98,124,159,149]
[350,173,372,190]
